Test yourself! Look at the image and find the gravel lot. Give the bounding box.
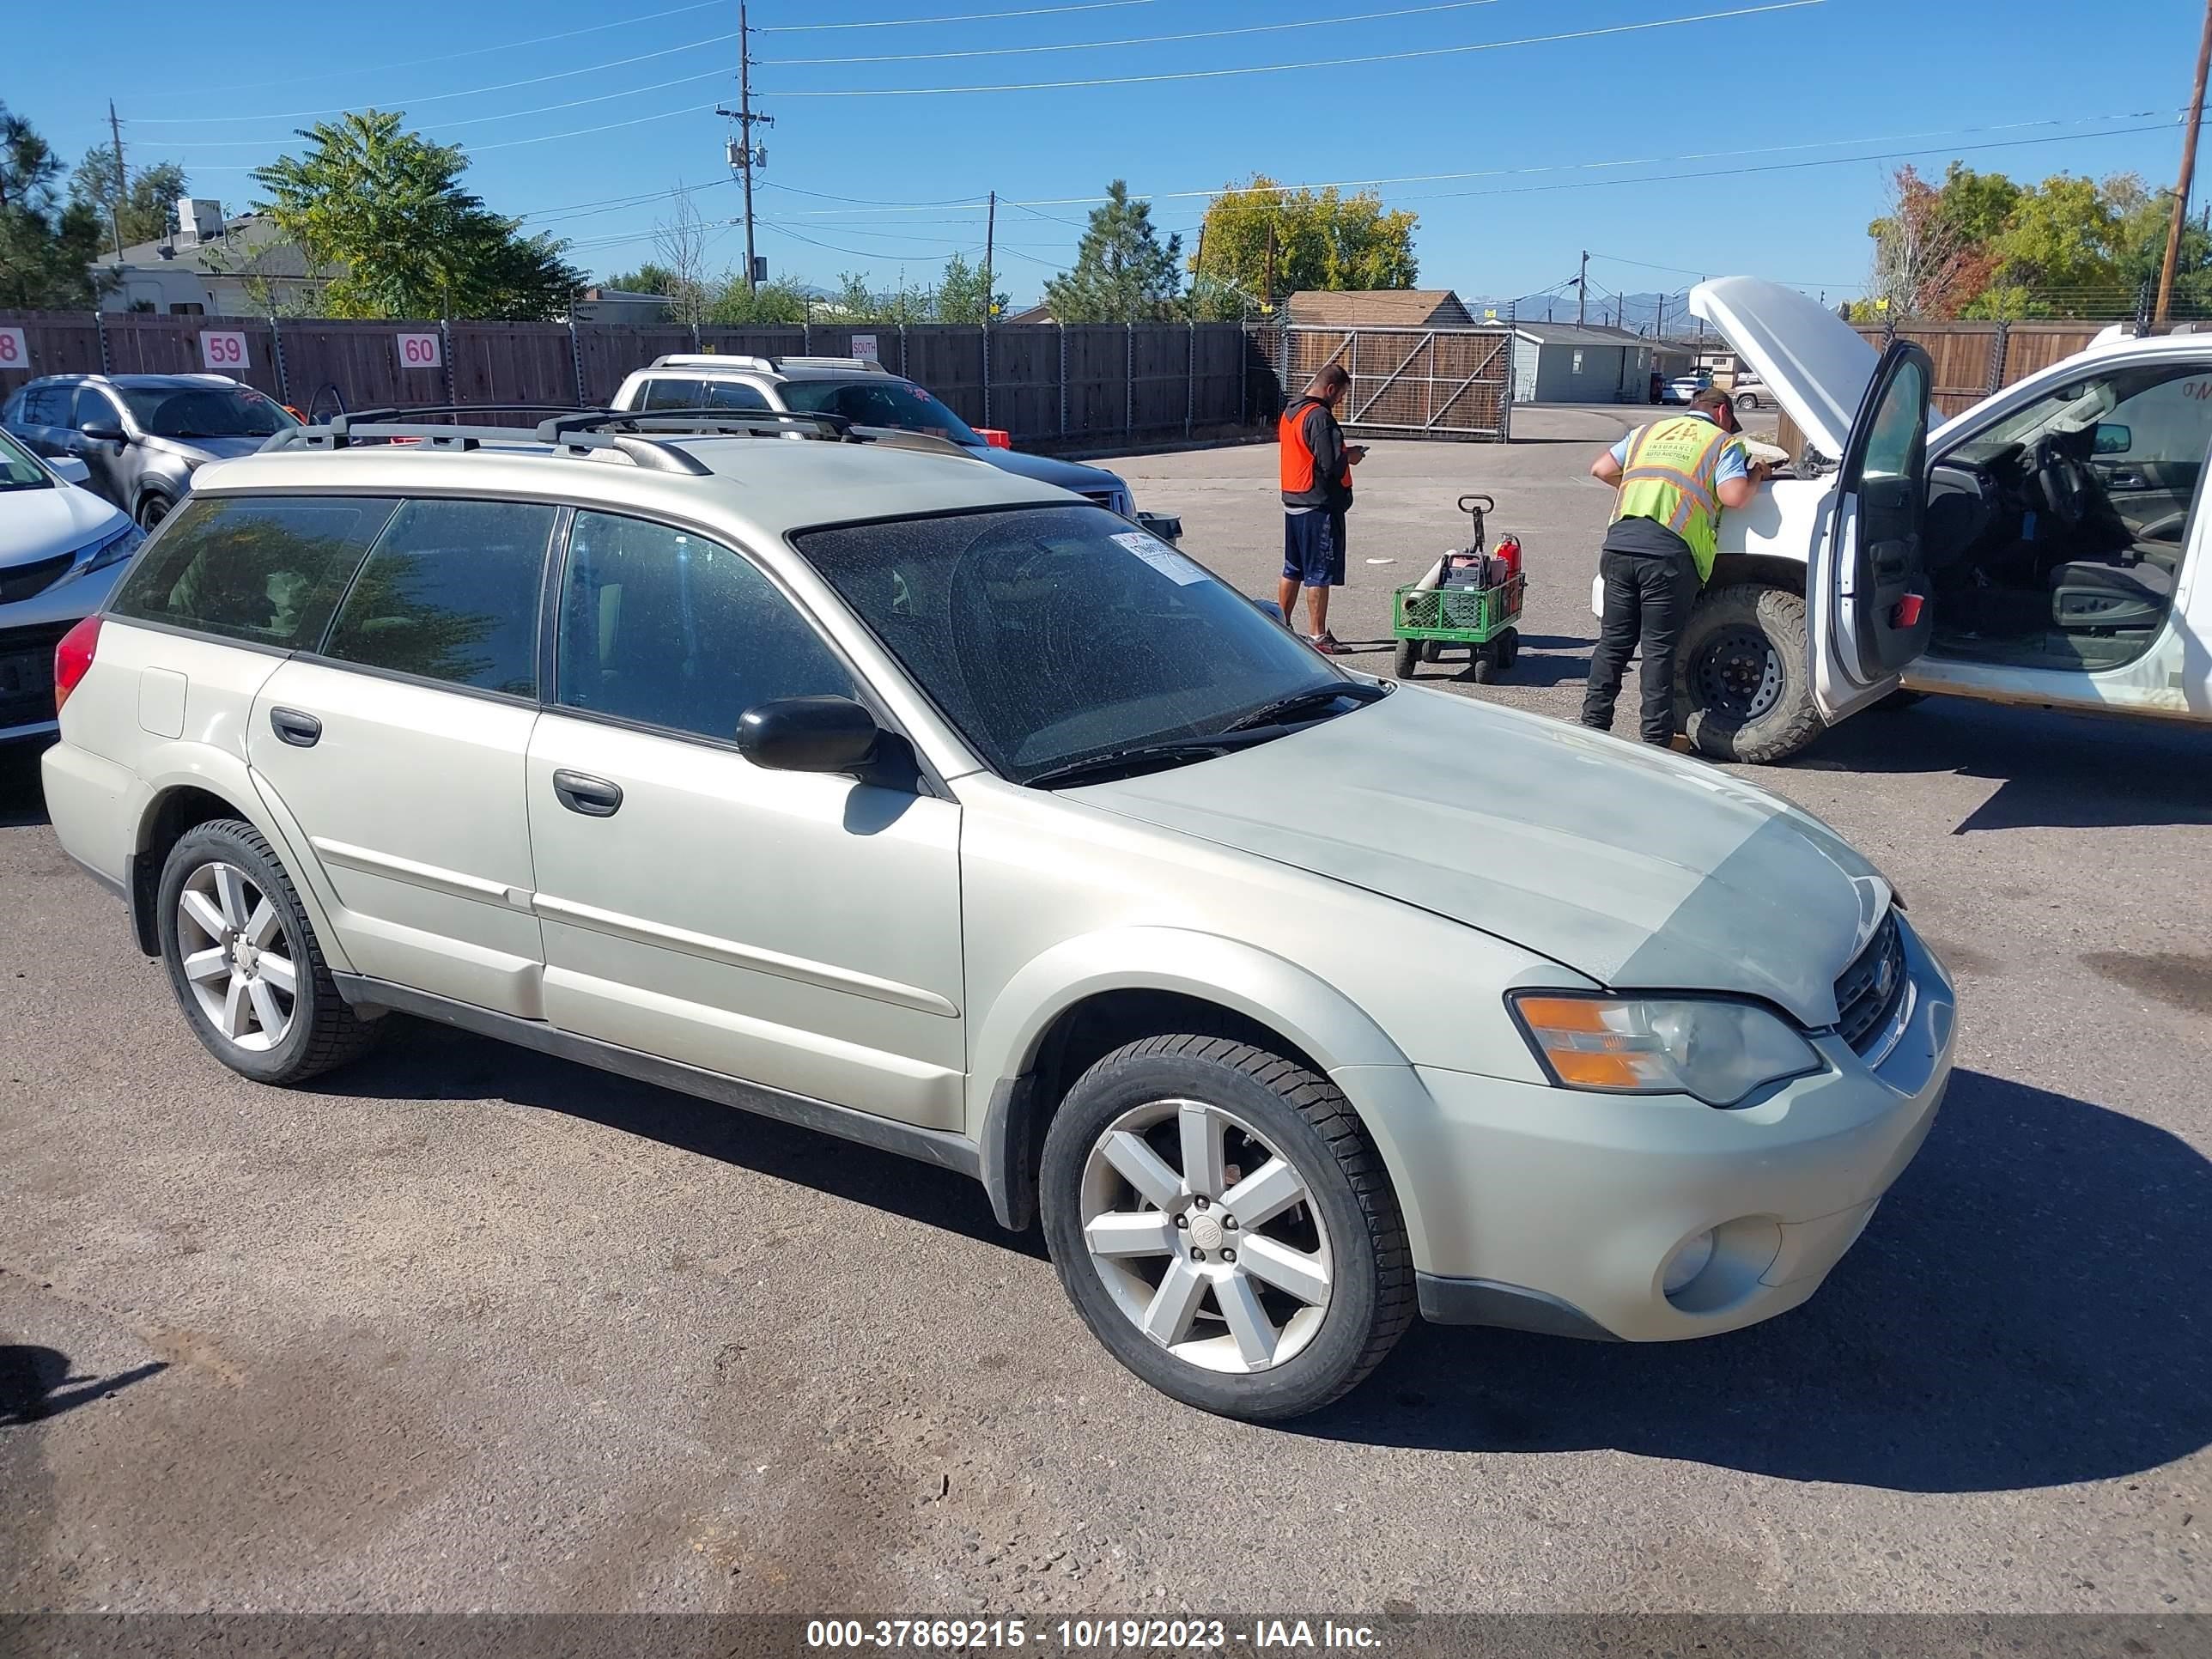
[3,406,2208,1620]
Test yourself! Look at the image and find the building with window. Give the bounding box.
[1510,323,1656,404]
[91,199,338,316]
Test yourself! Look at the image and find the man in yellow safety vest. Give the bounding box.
[1581,385,1769,745]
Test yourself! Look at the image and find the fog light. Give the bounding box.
[1662,1229,1717,1296]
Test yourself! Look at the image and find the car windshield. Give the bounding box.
[0,428,54,492]
[793,504,1358,784]
[779,377,982,445]
[116,385,297,439]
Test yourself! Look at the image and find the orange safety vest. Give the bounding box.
[1279,398,1352,497]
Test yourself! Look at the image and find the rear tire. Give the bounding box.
[1467,648,1497,684]
[1039,1035,1413,1420]
[1675,583,1825,763]
[1393,638,1420,678]
[136,493,173,531]
[1497,627,1520,671]
[157,819,381,1085]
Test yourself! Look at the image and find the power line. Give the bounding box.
[124,30,740,125]
[147,72,732,147]
[123,0,728,100]
[762,0,1510,65]
[759,0,1161,33]
[767,2,1821,96]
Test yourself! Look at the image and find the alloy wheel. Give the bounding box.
[1079,1097,1334,1374]
[175,861,297,1053]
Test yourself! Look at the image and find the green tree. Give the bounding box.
[251,110,583,319]
[70,145,189,253]
[1191,174,1419,317]
[1042,180,1182,322]
[933,251,1007,324]
[603,262,680,294]
[704,273,812,325]
[0,103,104,307]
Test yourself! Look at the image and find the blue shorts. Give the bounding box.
[1283,510,1346,586]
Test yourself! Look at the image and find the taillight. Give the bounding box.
[53,615,100,716]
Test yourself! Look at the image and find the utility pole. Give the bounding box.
[1577,249,1589,326]
[983,190,996,317]
[106,100,128,259]
[2157,0,2212,326]
[715,2,773,295]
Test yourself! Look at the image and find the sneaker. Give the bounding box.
[1307,632,1347,656]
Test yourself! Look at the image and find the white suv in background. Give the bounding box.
[42,407,1953,1419]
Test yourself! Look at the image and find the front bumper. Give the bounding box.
[1346,915,1954,1343]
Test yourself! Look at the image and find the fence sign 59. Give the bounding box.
[0,327,27,371]
[199,331,251,371]
[397,332,443,370]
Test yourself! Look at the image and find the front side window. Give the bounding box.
[320,500,556,696]
[793,504,1348,782]
[109,496,397,647]
[555,510,855,743]
[0,429,55,492]
[114,384,295,439]
[779,378,981,445]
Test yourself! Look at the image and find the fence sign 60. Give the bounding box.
[397,332,443,370]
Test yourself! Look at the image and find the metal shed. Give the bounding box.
[1510,323,1654,404]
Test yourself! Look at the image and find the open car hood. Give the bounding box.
[1691,276,1880,459]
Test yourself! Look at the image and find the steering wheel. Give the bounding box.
[2032,434,2092,529]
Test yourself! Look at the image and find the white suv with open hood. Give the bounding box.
[1615,277,2212,763]
[43,407,1952,1419]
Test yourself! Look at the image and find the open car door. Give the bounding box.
[1809,338,1935,724]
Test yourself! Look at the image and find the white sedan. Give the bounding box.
[1,429,143,746]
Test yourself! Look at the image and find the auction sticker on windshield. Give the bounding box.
[1112,530,1205,585]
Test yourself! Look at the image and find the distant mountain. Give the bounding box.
[1466,287,1716,335]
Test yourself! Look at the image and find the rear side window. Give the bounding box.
[320,499,556,697]
[638,376,769,412]
[639,377,703,410]
[21,385,70,425]
[110,496,397,647]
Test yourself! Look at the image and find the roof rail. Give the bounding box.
[648,353,775,373]
[261,411,712,476]
[539,407,859,443]
[775,356,891,374]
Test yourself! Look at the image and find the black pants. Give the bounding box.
[1582,547,1699,744]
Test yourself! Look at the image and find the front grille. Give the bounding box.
[1834,909,1908,1054]
[0,620,74,730]
[0,551,76,605]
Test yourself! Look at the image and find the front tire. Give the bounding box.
[1675,583,1825,763]
[1039,1035,1413,1420]
[157,819,380,1085]
[1394,638,1421,678]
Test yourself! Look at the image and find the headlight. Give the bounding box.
[77,523,144,574]
[1510,993,1820,1108]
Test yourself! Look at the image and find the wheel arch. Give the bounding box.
[1702,552,1805,598]
[970,928,1413,1231]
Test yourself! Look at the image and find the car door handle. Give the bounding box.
[551,769,623,817]
[269,707,322,748]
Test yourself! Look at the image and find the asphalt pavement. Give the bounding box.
[2,405,2208,1619]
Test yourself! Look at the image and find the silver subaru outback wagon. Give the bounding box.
[40,410,1954,1419]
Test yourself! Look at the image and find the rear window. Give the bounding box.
[109,495,397,647]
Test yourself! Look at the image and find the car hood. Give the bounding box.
[143,434,270,466]
[970,445,1124,497]
[1079,687,1892,1028]
[0,480,128,567]
[1691,276,1879,459]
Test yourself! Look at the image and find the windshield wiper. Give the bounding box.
[1222,679,1389,733]
[1024,732,1274,790]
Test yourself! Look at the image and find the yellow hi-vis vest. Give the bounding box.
[1613,415,1741,581]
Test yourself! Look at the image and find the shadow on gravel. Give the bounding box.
[1303,1066,2212,1493]
[329,1021,1042,1261]
[0,743,52,829]
[1789,694,2212,833]
[0,1346,166,1425]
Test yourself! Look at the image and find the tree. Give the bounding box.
[1191,174,1419,317]
[251,110,583,319]
[603,262,680,295]
[651,185,715,327]
[70,145,189,253]
[705,272,811,325]
[1865,164,1990,319]
[1042,180,1182,322]
[933,252,1007,325]
[0,103,105,307]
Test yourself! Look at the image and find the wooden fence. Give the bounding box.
[0,311,1255,449]
[1773,319,2121,461]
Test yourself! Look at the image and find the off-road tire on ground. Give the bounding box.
[157,818,381,1085]
[1676,582,1826,764]
[1039,1034,1415,1419]
[1394,638,1421,678]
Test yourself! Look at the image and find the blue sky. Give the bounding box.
[11,0,2204,310]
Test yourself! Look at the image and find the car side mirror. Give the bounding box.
[737,696,881,774]
[78,420,126,444]
[2092,422,2131,456]
[50,455,91,485]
